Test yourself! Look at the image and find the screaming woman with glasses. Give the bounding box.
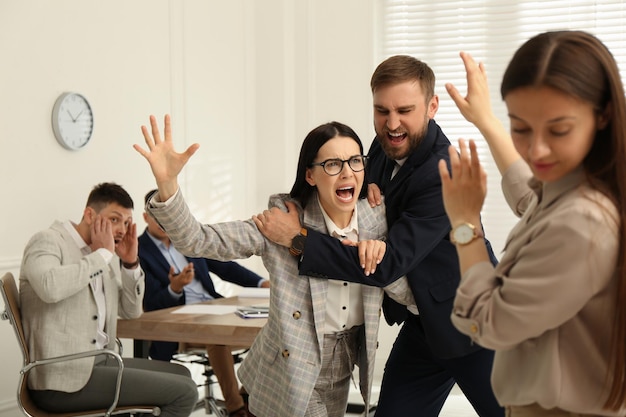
[134,116,413,417]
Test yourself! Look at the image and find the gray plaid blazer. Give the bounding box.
[149,191,410,417]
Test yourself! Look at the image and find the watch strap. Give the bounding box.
[289,227,308,257]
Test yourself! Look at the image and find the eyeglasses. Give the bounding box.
[309,155,368,176]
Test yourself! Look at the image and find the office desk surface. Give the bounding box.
[117,296,267,347]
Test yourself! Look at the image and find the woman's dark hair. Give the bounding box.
[289,121,366,209]
[502,30,626,410]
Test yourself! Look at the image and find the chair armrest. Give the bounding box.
[22,349,124,417]
[116,337,124,356]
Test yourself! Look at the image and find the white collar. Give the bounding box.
[316,197,359,238]
[63,220,91,254]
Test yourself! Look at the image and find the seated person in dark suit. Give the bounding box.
[139,189,269,417]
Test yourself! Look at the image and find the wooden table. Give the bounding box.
[117,296,268,357]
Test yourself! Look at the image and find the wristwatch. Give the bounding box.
[450,223,483,246]
[289,227,308,257]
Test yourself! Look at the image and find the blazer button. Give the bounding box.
[470,324,479,334]
[92,315,98,320]
[282,349,290,358]
[292,311,301,320]
[91,339,97,344]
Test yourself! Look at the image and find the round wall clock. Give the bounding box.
[51,92,94,150]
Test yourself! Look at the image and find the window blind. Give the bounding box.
[379,0,626,253]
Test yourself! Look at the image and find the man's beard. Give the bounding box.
[377,119,429,160]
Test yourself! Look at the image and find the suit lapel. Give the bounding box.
[302,195,330,348]
[139,232,173,274]
[52,221,108,306]
[195,260,220,298]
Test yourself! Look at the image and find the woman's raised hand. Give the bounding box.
[445,52,495,131]
[133,114,200,201]
[439,139,486,227]
[446,52,520,175]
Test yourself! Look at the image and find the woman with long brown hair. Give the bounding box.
[442,30,626,416]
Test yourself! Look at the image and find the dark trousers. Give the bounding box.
[31,357,198,417]
[375,314,503,417]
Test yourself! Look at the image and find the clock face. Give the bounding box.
[52,92,94,150]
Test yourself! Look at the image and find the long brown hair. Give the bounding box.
[501,30,626,410]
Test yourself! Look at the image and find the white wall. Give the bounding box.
[0,1,402,415]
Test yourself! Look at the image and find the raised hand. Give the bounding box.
[439,139,486,227]
[446,52,520,175]
[445,52,495,131]
[133,114,200,201]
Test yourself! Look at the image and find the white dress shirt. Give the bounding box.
[318,200,365,334]
[63,221,110,349]
[63,220,142,349]
[146,231,215,304]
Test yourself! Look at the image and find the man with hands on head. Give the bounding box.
[20,182,198,417]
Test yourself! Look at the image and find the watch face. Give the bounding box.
[453,224,475,244]
[52,92,94,150]
[292,234,306,251]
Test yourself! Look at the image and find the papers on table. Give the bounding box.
[171,304,238,315]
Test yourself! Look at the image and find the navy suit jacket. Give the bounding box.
[138,229,265,359]
[299,120,498,359]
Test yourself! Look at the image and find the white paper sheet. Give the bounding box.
[171,304,238,315]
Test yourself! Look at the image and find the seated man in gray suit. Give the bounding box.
[20,182,198,417]
[139,189,269,417]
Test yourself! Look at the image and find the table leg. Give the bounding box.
[133,339,150,358]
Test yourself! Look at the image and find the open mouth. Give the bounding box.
[387,131,407,145]
[336,186,355,202]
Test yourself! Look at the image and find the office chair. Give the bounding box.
[173,344,248,416]
[0,272,161,417]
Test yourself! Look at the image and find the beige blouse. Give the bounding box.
[451,159,623,416]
